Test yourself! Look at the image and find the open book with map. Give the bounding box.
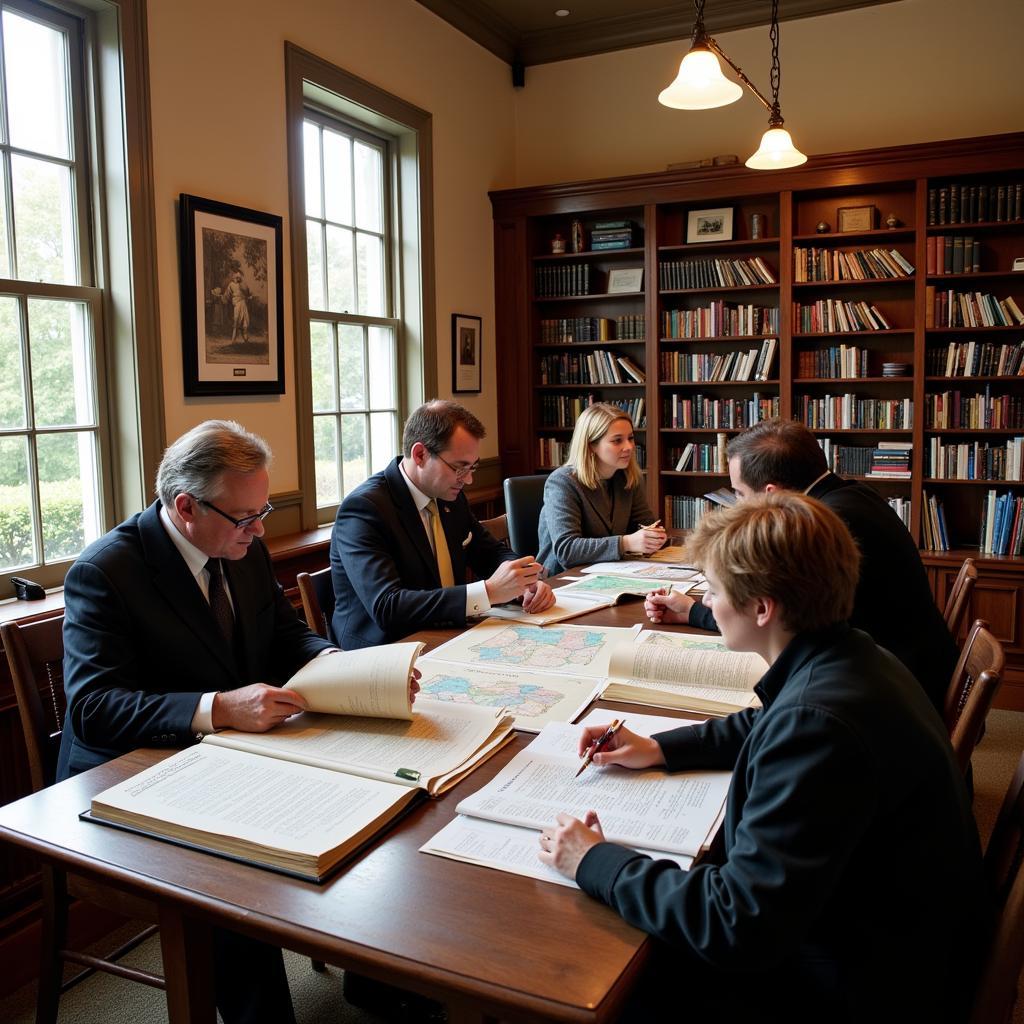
[602,629,765,716]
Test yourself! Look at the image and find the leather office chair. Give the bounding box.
[480,513,509,545]
[1,617,164,1023]
[297,567,336,643]
[944,557,978,639]
[944,619,1004,776]
[971,749,1024,1023]
[503,475,548,558]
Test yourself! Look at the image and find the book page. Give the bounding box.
[287,642,422,720]
[485,592,610,626]
[581,562,701,583]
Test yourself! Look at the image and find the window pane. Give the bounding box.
[0,296,27,428]
[354,141,383,232]
[12,155,77,284]
[305,220,324,311]
[3,10,71,159]
[369,411,396,473]
[0,434,34,570]
[323,129,352,226]
[29,298,94,427]
[325,225,354,313]
[0,162,10,277]
[302,121,322,218]
[37,430,100,562]
[309,321,335,412]
[367,326,395,409]
[356,232,385,316]
[341,414,367,495]
[338,324,365,410]
[313,415,340,506]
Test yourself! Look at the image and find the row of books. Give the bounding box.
[980,490,1024,556]
[928,181,1024,226]
[925,236,982,276]
[668,435,730,473]
[792,246,913,282]
[539,394,646,428]
[793,299,893,334]
[925,289,1024,329]
[921,491,950,551]
[538,350,646,386]
[537,436,570,468]
[590,220,635,250]
[659,256,776,291]
[817,440,875,475]
[534,263,594,298]
[538,315,646,344]
[925,438,1024,482]
[886,496,912,529]
[927,340,1024,378]
[924,389,1024,430]
[664,495,713,531]
[662,393,780,429]
[661,303,779,339]
[796,394,913,430]
[866,442,912,479]
[796,344,872,379]
[659,338,777,383]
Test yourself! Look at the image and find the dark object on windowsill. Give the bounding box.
[11,576,46,601]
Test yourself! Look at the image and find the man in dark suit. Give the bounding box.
[59,419,335,1024]
[331,399,555,650]
[647,418,958,713]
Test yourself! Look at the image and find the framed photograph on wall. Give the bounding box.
[837,204,877,232]
[179,193,285,396]
[686,207,734,244]
[452,314,482,393]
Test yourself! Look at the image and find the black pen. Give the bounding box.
[575,719,625,778]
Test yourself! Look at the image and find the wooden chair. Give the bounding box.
[971,750,1024,1023]
[944,557,978,638]
[297,567,335,642]
[503,475,548,558]
[944,619,1005,775]
[480,512,509,544]
[1,616,164,1022]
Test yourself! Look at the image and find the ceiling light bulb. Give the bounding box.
[658,47,743,110]
[745,125,808,169]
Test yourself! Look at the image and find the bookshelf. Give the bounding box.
[491,132,1024,706]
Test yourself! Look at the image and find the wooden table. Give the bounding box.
[0,599,698,1023]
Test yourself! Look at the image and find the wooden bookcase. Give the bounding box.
[490,132,1024,706]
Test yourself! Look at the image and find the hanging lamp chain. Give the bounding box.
[768,0,784,125]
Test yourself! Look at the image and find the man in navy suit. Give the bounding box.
[331,400,555,650]
[60,419,335,1024]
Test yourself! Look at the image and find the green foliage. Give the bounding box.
[0,478,85,568]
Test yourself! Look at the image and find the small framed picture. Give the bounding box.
[837,205,877,232]
[452,314,482,393]
[607,267,643,294]
[686,207,733,244]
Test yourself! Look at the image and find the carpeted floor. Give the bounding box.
[3,709,1022,1023]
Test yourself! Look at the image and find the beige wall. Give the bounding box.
[511,0,1024,185]
[147,0,515,484]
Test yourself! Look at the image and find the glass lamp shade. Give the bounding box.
[745,125,808,169]
[658,48,743,110]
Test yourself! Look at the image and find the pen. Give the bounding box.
[641,519,663,530]
[576,719,625,778]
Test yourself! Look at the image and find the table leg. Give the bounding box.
[445,997,502,1024]
[158,906,216,1023]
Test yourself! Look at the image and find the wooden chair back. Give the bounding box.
[480,513,509,544]
[971,751,1024,1023]
[1,616,66,793]
[297,567,335,642]
[944,557,978,638]
[944,619,1004,775]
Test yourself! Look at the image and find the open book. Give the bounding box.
[602,629,765,716]
[87,643,514,881]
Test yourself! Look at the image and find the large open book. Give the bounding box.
[87,644,514,881]
[601,629,765,716]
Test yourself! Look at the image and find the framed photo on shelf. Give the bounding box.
[179,193,284,396]
[607,268,643,294]
[837,204,877,232]
[686,207,733,244]
[452,314,482,393]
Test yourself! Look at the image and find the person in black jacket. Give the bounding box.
[646,418,957,711]
[540,493,984,1023]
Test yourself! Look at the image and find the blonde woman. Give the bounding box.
[537,403,666,575]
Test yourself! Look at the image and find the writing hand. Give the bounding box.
[576,723,666,770]
[623,525,668,556]
[538,810,605,880]
[644,588,694,624]
[212,683,308,732]
[522,579,555,613]
[485,556,543,604]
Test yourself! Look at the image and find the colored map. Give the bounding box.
[642,632,728,653]
[420,673,567,719]
[469,625,609,671]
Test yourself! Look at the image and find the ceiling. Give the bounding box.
[413,0,895,68]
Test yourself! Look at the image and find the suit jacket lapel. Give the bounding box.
[579,479,614,534]
[383,458,443,585]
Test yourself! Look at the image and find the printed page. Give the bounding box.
[581,562,700,583]
[287,642,422,720]
[485,592,611,626]
[415,660,599,733]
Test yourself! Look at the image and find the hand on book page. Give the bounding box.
[538,809,605,881]
[576,722,666,770]
[211,682,308,732]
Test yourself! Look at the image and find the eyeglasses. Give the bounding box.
[433,453,480,482]
[197,498,274,529]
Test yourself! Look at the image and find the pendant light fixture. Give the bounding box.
[659,0,807,170]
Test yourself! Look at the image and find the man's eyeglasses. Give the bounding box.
[197,498,274,529]
[433,452,480,482]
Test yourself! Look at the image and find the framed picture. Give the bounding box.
[837,204,877,233]
[452,314,482,393]
[686,207,734,244]
[179,193,285,396]
[607,268,643,294]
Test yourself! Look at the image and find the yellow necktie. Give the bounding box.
[426,500,455,587]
